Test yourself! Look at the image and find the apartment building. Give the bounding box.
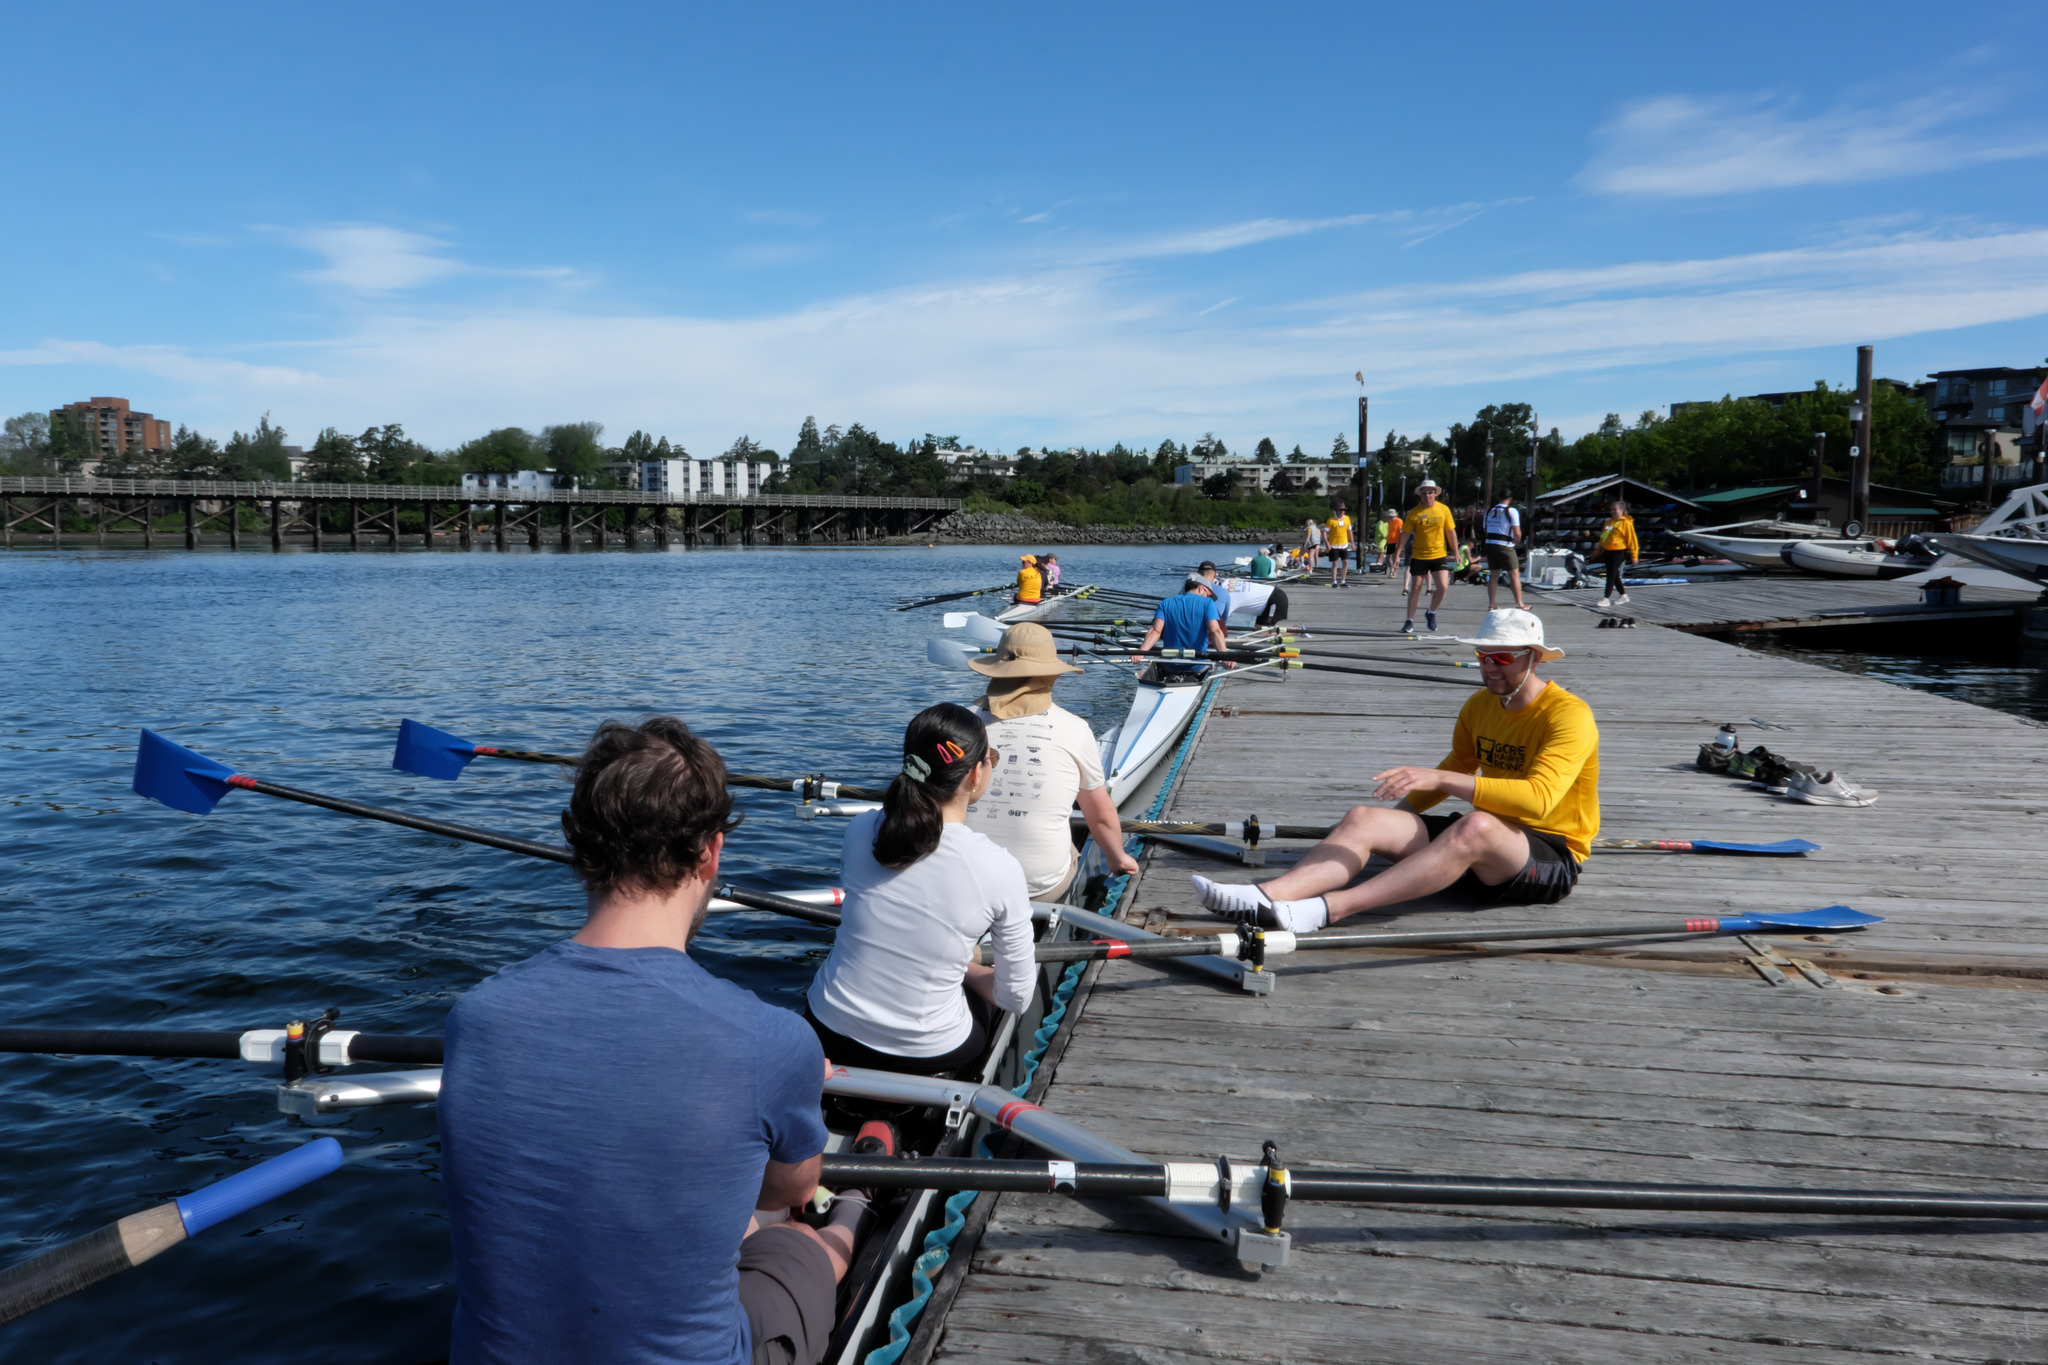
[51,396,172,470]
[639,456,788,499]
[1926,366,2046,493]
[1173,459,1348,495]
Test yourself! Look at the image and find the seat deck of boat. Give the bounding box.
[920,571,2048,1364]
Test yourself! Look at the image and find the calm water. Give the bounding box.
[1751,641,2048,726]
[0,541,1248,1364]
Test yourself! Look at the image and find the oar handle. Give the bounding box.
[239,777,574,864]
[728,774,890,802]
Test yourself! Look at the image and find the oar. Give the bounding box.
[816,1152,2048,1220]
[977,906,1882,964]
[1094,816,1820,857]
[891,582,1015,611]
[131,730,842,927]
[924,638,1469,687]
[0,1139,344,1325]
[391,720,889,800]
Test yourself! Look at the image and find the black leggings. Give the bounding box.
[1602,550,1628,596]
[804,989,995,1077]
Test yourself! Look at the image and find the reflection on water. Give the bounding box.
[1751,638,2048,726]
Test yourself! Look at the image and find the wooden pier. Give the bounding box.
[0,475,957,549]
[918,572,2048,1363]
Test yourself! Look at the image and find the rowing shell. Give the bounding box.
[994,583,1095,623]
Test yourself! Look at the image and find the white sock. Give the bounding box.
[1192,874,1268,915]
[1271,898,1329,932]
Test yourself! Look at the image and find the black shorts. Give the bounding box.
[1420,812,1579,905]
[1409,556,1450,574]
[1483,544,1519,571]
[740,1224,837,1365]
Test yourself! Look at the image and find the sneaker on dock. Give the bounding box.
[1787,770,1878,807]
[1595,597,1610,609]
[1401,618,1414,633]
[1425,610,1438,632]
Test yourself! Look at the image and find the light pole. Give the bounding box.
[1848,344,1874,533]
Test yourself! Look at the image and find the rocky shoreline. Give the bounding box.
[900,510,1273,546]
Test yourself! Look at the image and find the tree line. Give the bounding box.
[0,381,1940,529]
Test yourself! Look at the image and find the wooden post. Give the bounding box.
[2,495,10,549]
[228,499,240,551]
[387,503,399,549]
[1480,427,1495,511]
[560,501,573,548]
[742,506,756,546]
[494,501,507,550]
[1810,433,1827,522]
[311,499,323,551]
[653,507,669,547]
[622,504,638,546]
[184,498,197,549]
[97,498,107,546]
[1851,343,1874,531]
[421,500,433,547]
[143,500,155,550]
[51,498,60,549]
[271,499,283,550]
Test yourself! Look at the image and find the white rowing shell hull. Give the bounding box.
[1101,680,1207,809]
[1782,540,1917,578]
[1678,531,1815,568]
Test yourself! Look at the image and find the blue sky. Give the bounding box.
[5,1,2046,457]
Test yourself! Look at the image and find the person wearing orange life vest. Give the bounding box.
[1012,555,1042,606]
[1595,499,1639,608]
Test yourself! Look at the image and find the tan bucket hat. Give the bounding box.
[968,622,1082,678]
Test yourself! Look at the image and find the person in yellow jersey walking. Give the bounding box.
[1323,503,1354,587]
[1595,499,1639,609]
[1012,554,1043,607]
[1193,608,1597,930]
[1396,478,1458,633]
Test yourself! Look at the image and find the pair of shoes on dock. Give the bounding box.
[1595,616,1638,629]
[1704,736,1878,806]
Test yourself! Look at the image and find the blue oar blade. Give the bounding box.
[1724,906,1883,932]
[133,729,239,814]
[392,719,478,780]
[1688,838,1821,856]
[175,1138,344,1237]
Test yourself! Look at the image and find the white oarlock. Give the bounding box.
[239,1028,360,1068]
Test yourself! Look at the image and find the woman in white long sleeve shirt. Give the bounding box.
[806,703,1036,1076]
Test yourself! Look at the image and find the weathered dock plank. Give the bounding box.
[928,569,2048,1364]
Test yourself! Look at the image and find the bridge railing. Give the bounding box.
[0,476,958,511]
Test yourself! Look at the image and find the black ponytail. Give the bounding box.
[873,703,990,870]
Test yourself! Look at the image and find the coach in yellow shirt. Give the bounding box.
[1193,608,1598,931]
[1397,478,1457,633]
[1323,504,1354,587]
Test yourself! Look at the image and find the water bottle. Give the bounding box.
[1713,724,1738,752]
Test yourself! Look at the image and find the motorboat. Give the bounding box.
[1782,536,1942,579]
[1930,483,2048,584]
[1679,520,1839,569]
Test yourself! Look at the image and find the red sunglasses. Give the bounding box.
[1473,649,1525,666]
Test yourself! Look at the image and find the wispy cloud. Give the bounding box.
[1579,88,2048,197]
[1082,213,1381,263]
[14,226,2048,450]
[259,223,578,295]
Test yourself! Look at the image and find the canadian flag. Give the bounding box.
[2032,374,2048,415]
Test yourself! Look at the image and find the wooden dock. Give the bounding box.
[1542,574,2039,635]
[920,571,2048,1364]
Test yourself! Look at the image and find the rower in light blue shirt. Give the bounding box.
[1132,575,1229,677]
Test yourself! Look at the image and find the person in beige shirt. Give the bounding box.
[963,624,1140,899]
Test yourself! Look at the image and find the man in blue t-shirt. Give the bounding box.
[1132,574,1229,676]
[440,717,860,1365]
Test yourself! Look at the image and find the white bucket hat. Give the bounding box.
[1417,478,1440,490]
[1462,608,1564,661]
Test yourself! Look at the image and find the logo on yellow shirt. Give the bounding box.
[1476,736,1528,772]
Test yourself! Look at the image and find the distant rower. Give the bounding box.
[1013,554,1043,606]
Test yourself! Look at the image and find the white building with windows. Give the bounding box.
[462,469,557,494]
[640,457,787,499]
[1174,460,1348,494]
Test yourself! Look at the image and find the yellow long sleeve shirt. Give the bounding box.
[1597,515,1639,562]
[1405,682,1601,861]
